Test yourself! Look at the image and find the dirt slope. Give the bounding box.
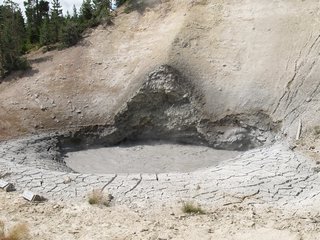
[1,0,320,141]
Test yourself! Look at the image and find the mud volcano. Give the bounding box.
[51,65,278,174]
[0,65,279,174]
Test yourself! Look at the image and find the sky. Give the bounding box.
[1,0,83,15]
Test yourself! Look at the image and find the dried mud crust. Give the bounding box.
[0,140,319,210]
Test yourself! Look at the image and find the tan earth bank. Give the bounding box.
[2,0,320,239]
[2,190,320,240]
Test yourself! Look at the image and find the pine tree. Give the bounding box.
[24,0,49,44]
[80,0,93,21]
[0,0,28,77]
[24,0,38,43]
[72,4,78,20]
[39,16,51,45]
[50,0,63,43]
[92,0,110,21]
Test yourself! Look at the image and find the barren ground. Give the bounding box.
[1,191,320,240]
[2,0,320,239]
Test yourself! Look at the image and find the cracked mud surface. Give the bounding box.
[1,136,320,239]
[1,140,319,211]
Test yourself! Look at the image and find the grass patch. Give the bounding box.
[0,221,30,240]
[314,126,320,136]
[88,189,112,207]
[182,202,205,215]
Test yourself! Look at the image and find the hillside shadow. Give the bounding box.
[125,0,161,14]
[29,55,53,64]
[0,68,39,84]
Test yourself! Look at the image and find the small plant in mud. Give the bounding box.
[88,189,113,207]
[314,126,320,136]
[0,220,30,240]
[181,202,205,215]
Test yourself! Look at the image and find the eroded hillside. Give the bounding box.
[0,0,320,142]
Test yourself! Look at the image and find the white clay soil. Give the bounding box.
[64,142,240,174]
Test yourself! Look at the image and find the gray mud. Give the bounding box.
[64,142,240,174]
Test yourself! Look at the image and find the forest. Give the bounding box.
[0,0,127,78]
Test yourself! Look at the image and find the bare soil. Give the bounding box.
[1,191,320,240]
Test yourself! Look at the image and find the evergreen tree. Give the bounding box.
[80,0,93,21]
[39,16,51,45]
[50,0,63,43]
[24,0,49,44]
[0,0,118,78]
[0,0,28,77]
[93,0,110,21]
[24,0,38,43]
[66,10,71,20]
[72,4,78,20]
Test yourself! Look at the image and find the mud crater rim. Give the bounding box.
[2,65,279,174]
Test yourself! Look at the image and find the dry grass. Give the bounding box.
[88,190,112,207]
[182,202,205,215]
[0,221,29,240]
[314,126,320,136]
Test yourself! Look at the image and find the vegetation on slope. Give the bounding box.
[0,0,128,78]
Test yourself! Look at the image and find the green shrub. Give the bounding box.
[182,202,205,215]
[314,126,320,136]
[60,22,82,47]
[88,190,112,207]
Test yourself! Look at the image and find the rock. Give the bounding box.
[22,190,47,202]
[63,176,72,184]
[40,105,47,111]
[289,145,297,150]
[313,166,320,173]
[257,136,267,142]
[0,180,16,192]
